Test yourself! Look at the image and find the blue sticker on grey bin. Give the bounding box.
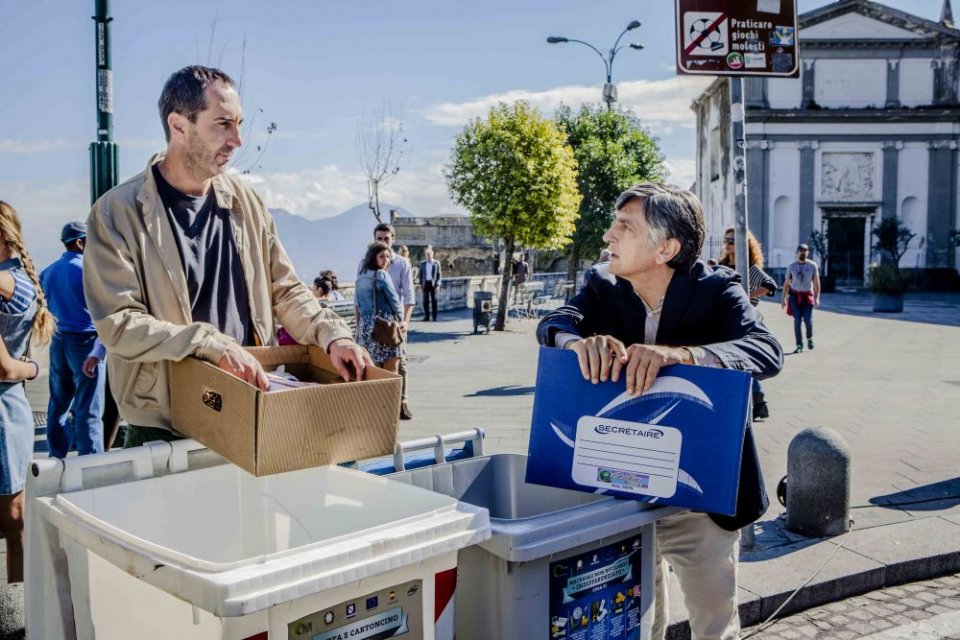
[549,536,643,640]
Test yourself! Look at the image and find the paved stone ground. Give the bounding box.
[741,572,960,639]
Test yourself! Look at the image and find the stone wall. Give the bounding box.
[392,216,497,277]
[337,271,580,311]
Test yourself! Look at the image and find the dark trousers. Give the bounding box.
[789,298,814,345]
[422,282,438,320]
[46,332,104,458]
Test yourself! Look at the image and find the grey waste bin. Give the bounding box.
[472,291,494,333]
[389,453,679,640]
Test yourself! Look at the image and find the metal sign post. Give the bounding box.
[675,0,799,283]
[90,0,119,205]
[729,78,750,283]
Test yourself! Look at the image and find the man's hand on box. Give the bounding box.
[566,335,628,384]
[329,338,373,382]
[620,344,690,396]
[218,343,269,390]
[567,337,689,395]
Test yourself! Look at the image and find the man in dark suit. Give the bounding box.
[537,183,783,640]
[418,246,442,321]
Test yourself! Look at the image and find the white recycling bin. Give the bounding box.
[25,440,489,640]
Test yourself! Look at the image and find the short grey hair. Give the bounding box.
[614,183,706,272]
[158,65,236,142]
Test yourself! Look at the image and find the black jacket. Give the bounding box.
[536,261,784,530]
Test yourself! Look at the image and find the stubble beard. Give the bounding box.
[183,132,226,184]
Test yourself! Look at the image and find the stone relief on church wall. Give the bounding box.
[821,152,875,201]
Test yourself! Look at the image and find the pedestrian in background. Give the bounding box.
[418,246,442,321]
[358,223,414,419]
[354,241,403,373]
[82,337,123,449]
[719,227,778,420]
[782,243,821,353]
[314,277,336,303]
[0,200,54,583]
[40,221,106,458]
[318,270,345,301]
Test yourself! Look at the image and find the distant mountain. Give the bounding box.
[271,203,417,283]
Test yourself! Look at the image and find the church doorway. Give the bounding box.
[824,212,871,286]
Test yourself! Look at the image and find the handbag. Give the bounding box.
[371,271,403,347]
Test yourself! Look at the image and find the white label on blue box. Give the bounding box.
[572,416,682,498]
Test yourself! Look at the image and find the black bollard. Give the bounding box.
[786,427,851,537]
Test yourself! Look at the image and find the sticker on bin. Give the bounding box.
[572,416,681,498]
[288,579,422,640]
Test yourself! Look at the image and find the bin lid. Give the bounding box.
[38,464,490,616]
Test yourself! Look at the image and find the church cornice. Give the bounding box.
[801,38,958,50]
[746,106,960,124]
[801,0,960,40]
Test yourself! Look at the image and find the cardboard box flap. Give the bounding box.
[257,377,400,475]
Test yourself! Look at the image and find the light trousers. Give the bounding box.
[651,510,741,640]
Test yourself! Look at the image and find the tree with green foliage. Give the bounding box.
[446,102,581,331]
[554,105,665,281]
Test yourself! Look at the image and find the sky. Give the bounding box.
[0,0,945,262]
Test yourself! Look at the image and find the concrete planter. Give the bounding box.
[872,293,904,313]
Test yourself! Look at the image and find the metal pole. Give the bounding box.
[93,0,113,143]
[729,77,750,285]
[90,0,119,205]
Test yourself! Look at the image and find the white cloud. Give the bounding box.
[0,139,79,154]
[2,178,90,267]
[664,158,697,189]
[243,166,368,218]
[420,76,712,131]
[243,161,462,219]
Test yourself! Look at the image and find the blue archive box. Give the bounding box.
[525,346,752,516]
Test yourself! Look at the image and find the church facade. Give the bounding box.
[693,0,960,286]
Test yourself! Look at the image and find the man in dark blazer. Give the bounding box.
[537,183,783,640]
[418,246,442,321]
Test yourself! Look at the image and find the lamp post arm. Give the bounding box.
[563,38,612,79]
[611,27,631,57]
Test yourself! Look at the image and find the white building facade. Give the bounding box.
[693,0,960,286]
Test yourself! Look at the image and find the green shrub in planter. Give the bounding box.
[868,263,908,295]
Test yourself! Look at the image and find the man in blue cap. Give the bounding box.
[39,221,104,458]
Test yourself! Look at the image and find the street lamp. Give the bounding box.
[547,20,644,109]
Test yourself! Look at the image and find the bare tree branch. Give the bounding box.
[201,22,276,175]
[356,103,408,222]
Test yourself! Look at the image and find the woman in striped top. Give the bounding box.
[0,200,54,583]
[719,228,777,307]
[719,227,777,421]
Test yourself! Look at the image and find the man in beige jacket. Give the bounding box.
[83,65,371,446]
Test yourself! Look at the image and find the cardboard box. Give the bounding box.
[525,347,751,515]
[169,345,402,476]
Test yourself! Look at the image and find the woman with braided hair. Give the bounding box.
[0,200,54,582]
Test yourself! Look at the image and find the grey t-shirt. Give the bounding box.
[153,166,254,345]
[787,259,819,292]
